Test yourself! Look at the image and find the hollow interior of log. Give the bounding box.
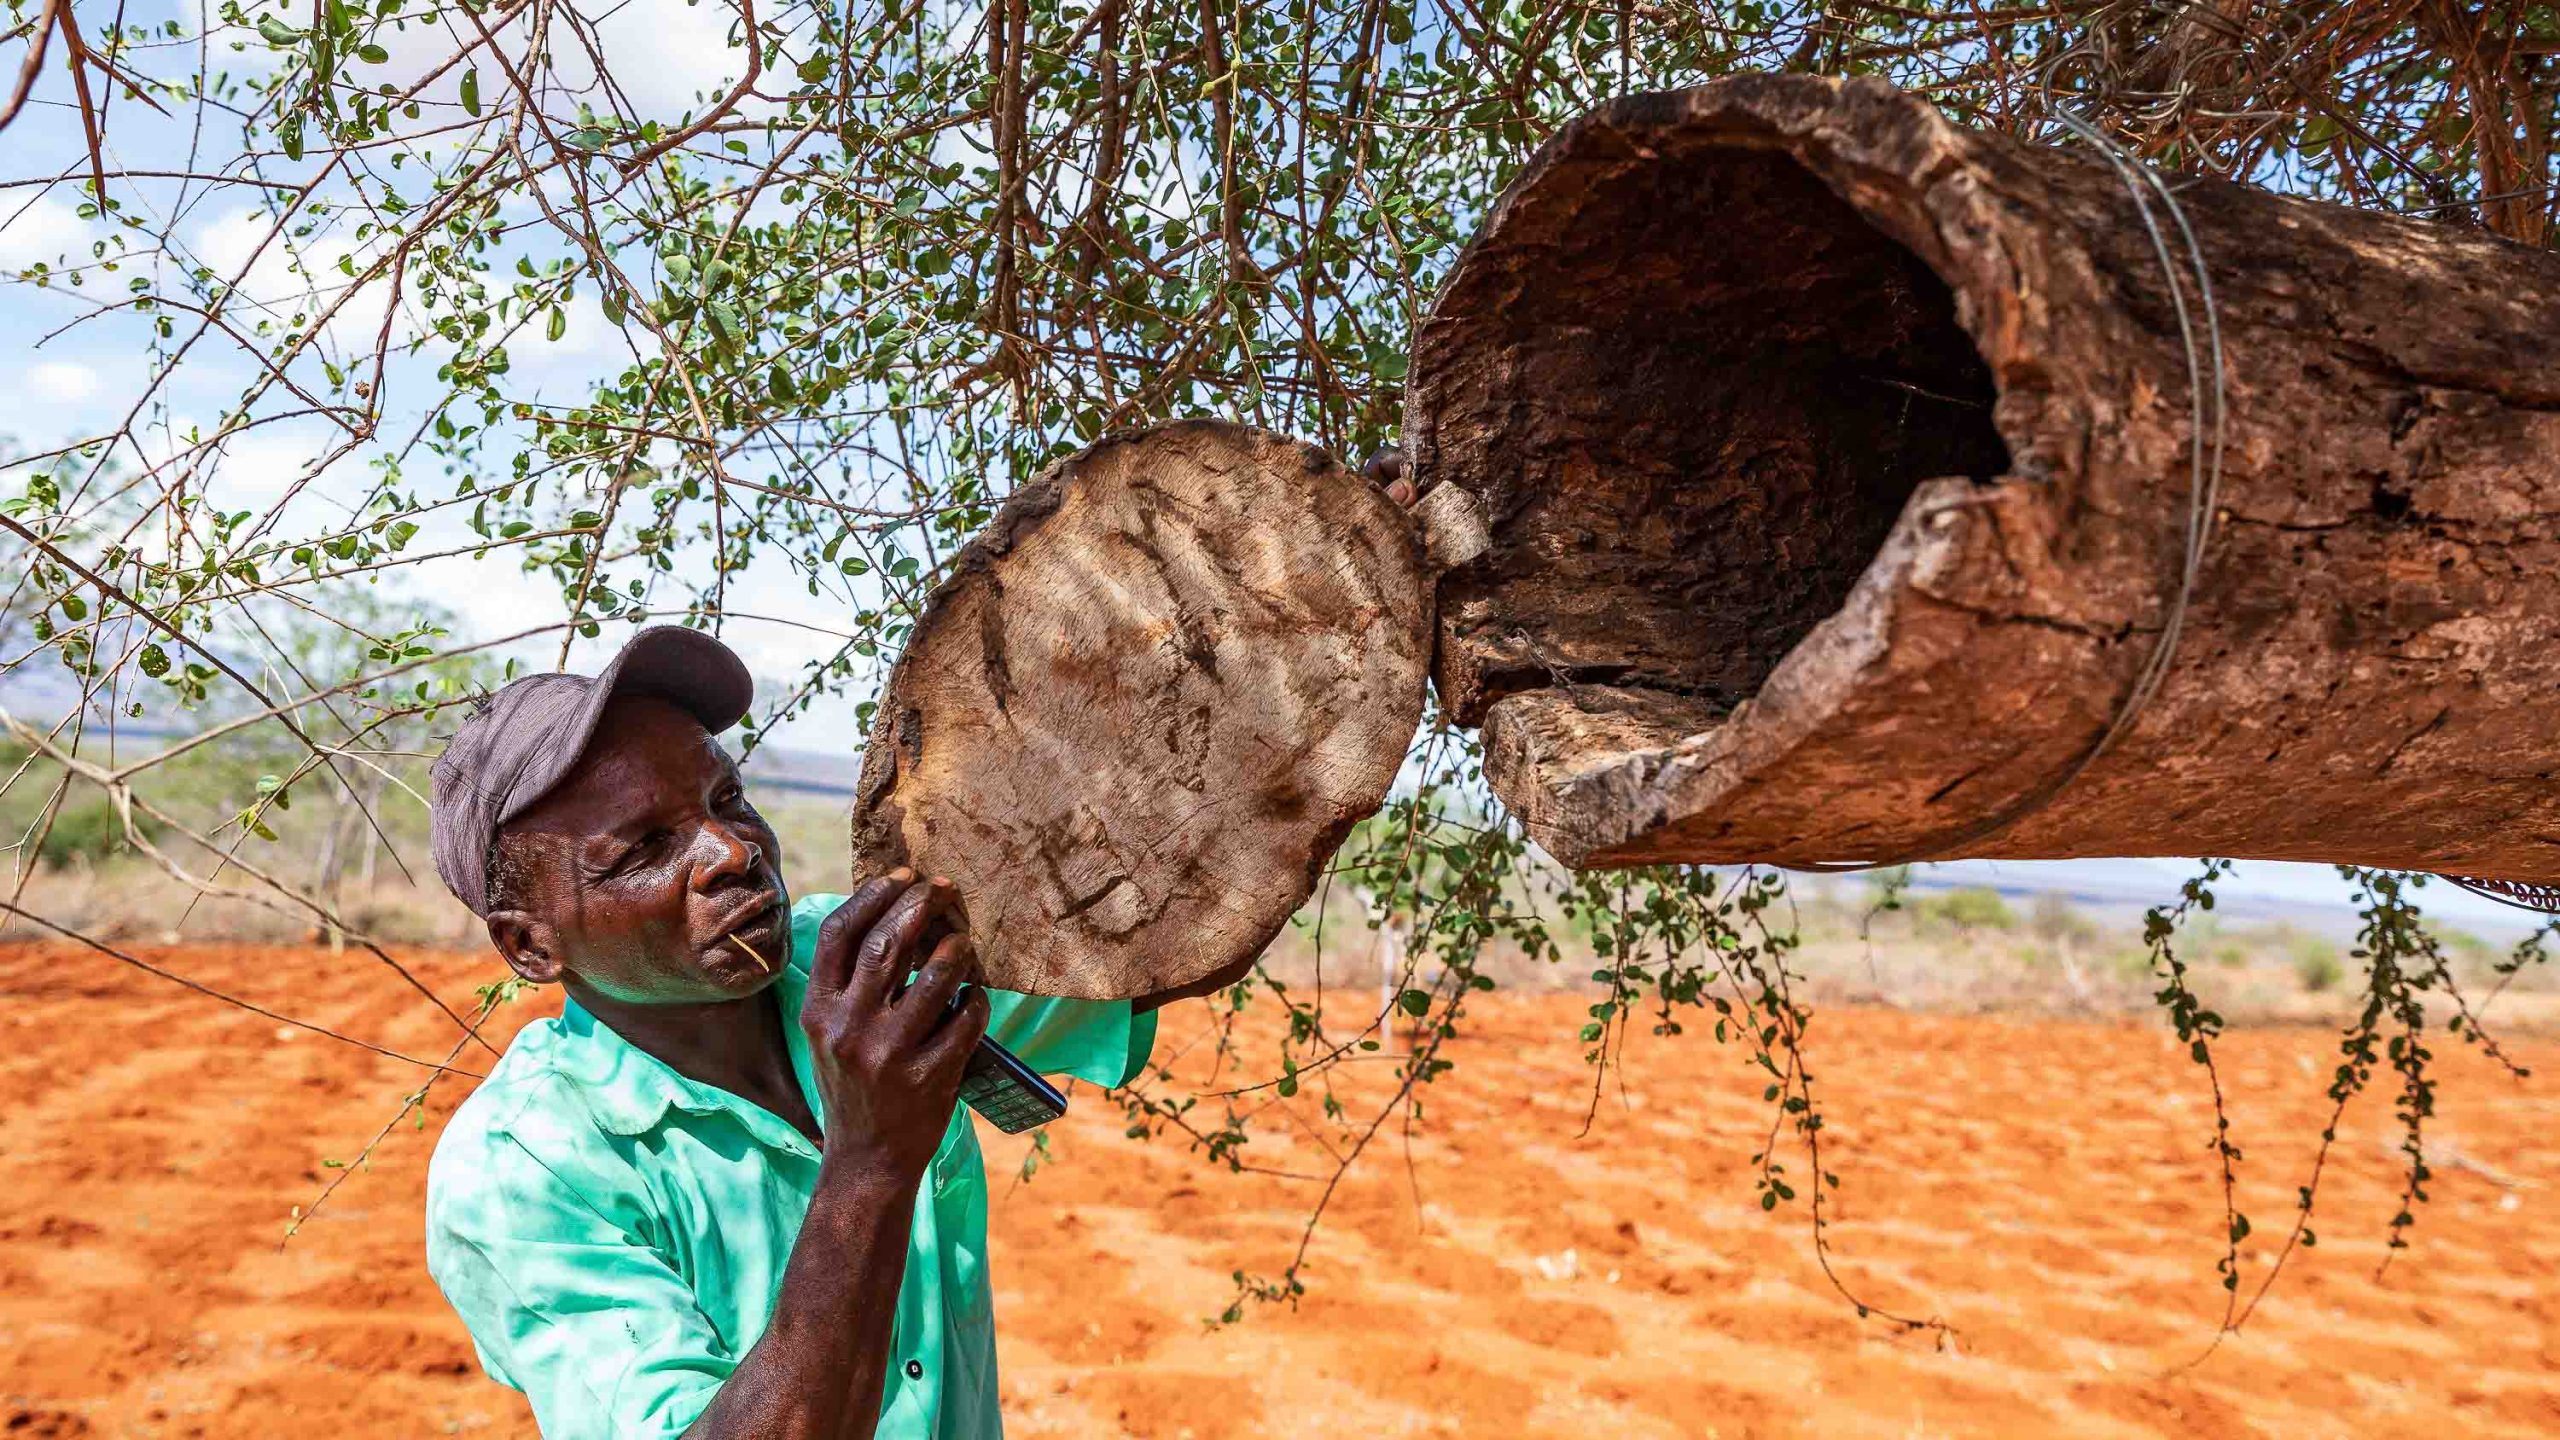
[1441,142,2012,719]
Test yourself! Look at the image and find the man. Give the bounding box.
[424,451,1422,1438]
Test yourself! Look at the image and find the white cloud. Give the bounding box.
[185,205,421,357]
[204,425,328,505]
[566,0,754,123]
[27,360,99,403]
[0,196,97,270]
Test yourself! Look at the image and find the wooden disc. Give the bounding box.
[848,419,1430,999]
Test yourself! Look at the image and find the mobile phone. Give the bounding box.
[898,919,1069,1134]
[954,1013,1070,1134]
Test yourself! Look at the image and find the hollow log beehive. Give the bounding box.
[1408,75,2560,880]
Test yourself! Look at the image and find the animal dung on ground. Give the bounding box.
[1406,74,2560,881]
[849,420,1430,999]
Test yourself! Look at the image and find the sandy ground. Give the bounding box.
[4,940,2558,1438]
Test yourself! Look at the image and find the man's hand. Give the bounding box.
[1361,444,1418,508]
[685,870,982,1438]
[800,872,991,1186]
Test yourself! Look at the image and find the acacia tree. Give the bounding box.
[2,0,2557,1328]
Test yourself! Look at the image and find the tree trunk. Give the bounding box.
[1408,75,2560,880]
[850,420,1429,999]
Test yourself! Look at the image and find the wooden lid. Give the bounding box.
[849,419,1431,999]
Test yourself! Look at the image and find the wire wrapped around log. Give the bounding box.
[1407,75,2560,881]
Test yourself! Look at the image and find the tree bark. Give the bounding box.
[1407,75,2560,880]
[850,419,1429,999]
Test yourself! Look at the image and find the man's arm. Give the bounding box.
[675,1164,916,1439]
[682,873,988,1440]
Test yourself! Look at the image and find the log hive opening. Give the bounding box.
[1413,76,2560,881]
[1427,130,2012,722]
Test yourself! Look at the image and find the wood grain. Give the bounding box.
[850,420,1429,999]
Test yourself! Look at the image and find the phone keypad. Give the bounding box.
[959,1059,1066,1134]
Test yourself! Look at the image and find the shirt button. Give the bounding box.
[905,1359,925,1381]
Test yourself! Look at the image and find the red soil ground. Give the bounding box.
[3,939,2556,1437]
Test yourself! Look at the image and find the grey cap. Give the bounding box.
[430,625,753,917]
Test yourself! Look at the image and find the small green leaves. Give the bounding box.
[705,300,744,348]
[257,16,306,46]
[460,67,481,116]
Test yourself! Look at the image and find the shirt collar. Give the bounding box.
[551,962,818,1144]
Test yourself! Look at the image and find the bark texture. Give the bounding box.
[1408,75,2560,879]
[850,419,1429,999]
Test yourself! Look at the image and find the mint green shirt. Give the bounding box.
[425,893,1156,1439]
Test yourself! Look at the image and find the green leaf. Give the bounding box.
[796,53,833,84]
[599,288,625,325]
[546,306,566,342]
[358,42,389,63]
[1397,988,1430,1017]
[257,16,306,46]
[563,127,609,152]
[460,67,481,117]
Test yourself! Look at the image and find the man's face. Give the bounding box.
[489,694,791,1005]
